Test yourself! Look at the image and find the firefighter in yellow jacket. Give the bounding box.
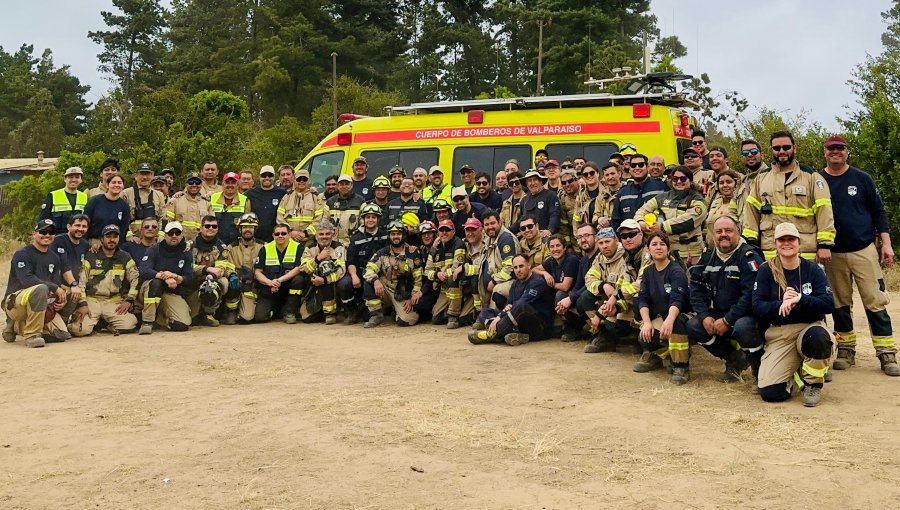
[298,221,346,324]
[363,221,423,327]
[635,165,708,265]
[742,131,835,260]
[276,168,328,244]
[165,172,211,241]
[225,213,264,324]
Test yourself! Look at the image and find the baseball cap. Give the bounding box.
[438,219,455,231]
[186,172,202,184]
[463,217,482,230]
[151,176,167,185]
[389,166,405,176]
[824,135,847,148]
[451,186,469,199]
[429,165,443,175]
[609,152,624,161]
[164,221,184,234]
[337,174,353,183]
[544,159,560,167]
[617,219,641,232]
[682,147,702,156]
[101,225,121,236]
[64,167,83,177]
[223,172,239,182]
[160,168,176,177]
[259,165,275,176]
[99,158,119,172]
[136,162,152,173]
[708,146,728,158]
[459,164,474,173]
[34,219,56,233]
[295,168,310,179]
[597,227,616,239]
[774,222,801,239]
[353,156,367,165]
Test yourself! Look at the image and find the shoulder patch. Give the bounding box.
[502,244,512,254]
[816,180,824,190]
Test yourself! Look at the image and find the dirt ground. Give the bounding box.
[3,293,900,510]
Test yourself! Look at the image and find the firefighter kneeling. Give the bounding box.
[253,223,304,323]
[363,220,423,328]
[297,222,346,324]
[226,213,264,324]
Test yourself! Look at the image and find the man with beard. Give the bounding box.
[254,223,305,323]
[388,166,405,200]
[611,153,668,231]
[50,215,90,313]
[386,177,429,225]
[455,217,487,312]
[225,213,265,324]
[470,172,503,210]
[245,165,287,242]
[518,215,549,269]
[199,160,223,197]
[326,174,365,246]
[557,168,580,249]
[450,187,487,237]
[138,221,194,334]
[166,172,212,241]
[468,254,554,346]
[743,130,835,260]
[558,224,600,341]
[69,225,140,337]
[480,210,518,310]
[209,172,250,245]
[279,164,296,192]
[518,170,560,239]
[688,216,765,385]
[425,219,467,329]
[339,203,388,324]
[412,167,428,198]
[350,156,374,201]
[582,227,642,353]
[297,222,346,324]
[363,220,423,327]
[323,175,339,200]
[184,215,234,327]
[733,139,770,222]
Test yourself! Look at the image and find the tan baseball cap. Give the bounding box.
[774,222,801,239]
[64,167,83,176]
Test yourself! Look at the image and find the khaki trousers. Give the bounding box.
[4,284,49,338]
[69,297,138,337]
[366,277,420,325]
[758,321,836,388]
[141,281,192,327]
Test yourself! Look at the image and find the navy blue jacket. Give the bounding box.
[611,178,669,230]
[470,190,503,211]
[519,189,561,233]
[820,166,890,253]
[752,259,834,328]
[690,243,763,325]
[138,239,194,287]
[508,274,555,327]
[246,185,287,242]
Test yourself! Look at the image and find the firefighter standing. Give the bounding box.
[277,168,328,244]
[165,172,211,241]
[38,167,88,232]
[209,172,249,245]
[123,163,167,238]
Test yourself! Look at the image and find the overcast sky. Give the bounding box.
[0,0,891,131]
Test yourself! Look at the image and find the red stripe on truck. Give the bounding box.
[322,121,660,147]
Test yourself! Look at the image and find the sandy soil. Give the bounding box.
[3,294,900,510]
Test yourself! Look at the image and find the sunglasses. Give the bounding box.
[740,148,760,156]
[36,229,55,236]
[476,181,490,186]
[582,170,597,177]
[561,164,574,169]
[509,180,521,186]
[561,179,576,185]
[630,162,646,168]
[683,154,699,159]
[826,144,846,151]
[272,231,289,237]
[772,145,793,152]
[166,230,183,237]
[672,175,690,183]
[453,196,467,202]
[520,224,536,230]
[438,227,453,233]
[297,177,309,182]
[691,140,705,146]
[261,174,275,178]
[187,180,202,185]
[143,225,159,229]
[618,230,640,240]
[203,224,218,229]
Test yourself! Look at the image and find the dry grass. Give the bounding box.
[884,264,900,292]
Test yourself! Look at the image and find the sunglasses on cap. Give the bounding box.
[740,148,760,156]
[166,230,183,237]
[618,230,640,240]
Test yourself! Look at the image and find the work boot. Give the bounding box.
[364,312,383,329]
[283,313,297,325]
[832,347,855,370]
[139,322,153,335]
[803,385,823,407]
[825,370,834,383]
[199,314,220,327]
[325,315,337,326]
[468,330,494,345]
[671,366,691,385]
[3,320,16,343]
[719,350,749,383]
[750,376,760,395]
[222,310,237,326]
[504,332,530,346]
[45,330,70,343]
[396,318,412,327]
[446,316,460,330]
[472,320,486,331]
[633,352,664,373]
[560,330,579,342]
[343,307,359,325]
[878,353,900,376]
[583,335,616,353]
[24,335,45,348]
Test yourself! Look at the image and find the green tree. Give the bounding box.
[7,88,65,157]
[88,0,168,104]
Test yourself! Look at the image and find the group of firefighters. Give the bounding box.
[3,129,895,407]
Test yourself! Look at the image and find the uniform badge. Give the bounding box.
[848,186,857,196]
[57,248,65,254]
[118,212,123,220]
[96,260,103,267]
[816,180,825,190]
[502,244,511,254]
[748,260,759,271]
[17,262,25,268]
[362,188,369,195]
[48,264,55,273]
[538,201,544,209]
[802,282,812,295]
[664,283,672,294]
[41,204,46,209]
[793,186,806,194]
[142,256,148,261]
[178,259,185,268]
[272,199,279,206]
